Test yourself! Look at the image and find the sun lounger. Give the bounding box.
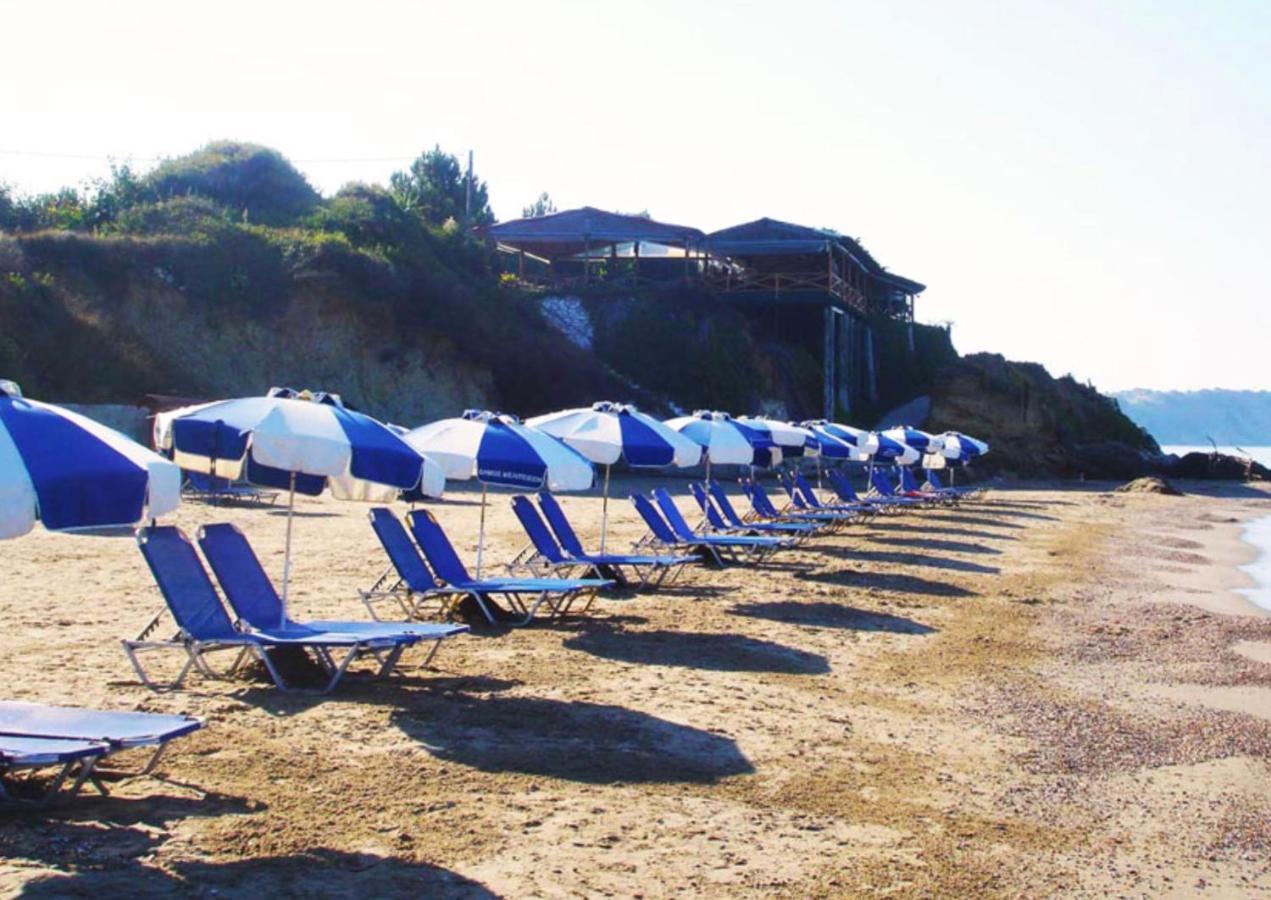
[925,470,979,500]
[690,482,818,540]
[868,469,932,507]
[0,701,202,785]
[406,510,614,625]
[0,735,107,807]
[126,526,425,693]
[198,523,467,668]
[742,478,848,528]
[781,471,871,521]
[509,495,693,588]
[182,471,278,506]
[362,507,455,621]
[636,490,792,565]
[898,467,955,504]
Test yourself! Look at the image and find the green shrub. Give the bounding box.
[147,141,320,226]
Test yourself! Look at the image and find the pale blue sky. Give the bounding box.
[3,0,1267,392]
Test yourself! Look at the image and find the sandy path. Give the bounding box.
[0,476,1268,897]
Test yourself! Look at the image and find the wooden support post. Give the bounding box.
[823,305,836,420]
[518,249,525,280]
[582,236,590,286]
[864,323,878,405]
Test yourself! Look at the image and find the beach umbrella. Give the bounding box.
[881,426,943,456]
[800,421,867,462]
[157,388,438,621]
[404,410,594,577]
[0,380,181,539]
[736,417,820,459]
[664,411,780,479]
[527,402,701,553]
[869,432,921,466]
[938,432,989,462]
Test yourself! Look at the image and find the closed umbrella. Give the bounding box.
[1,380,180,538]
[404,410,594,577]
[158,387,437,622]
[527,402,700,553]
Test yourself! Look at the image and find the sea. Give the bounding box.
[1165,447,1271,613]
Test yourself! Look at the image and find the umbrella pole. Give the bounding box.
[476,483,488,579]
[281,472,296,627]
[599,464,611,555]
[817,456,823,490]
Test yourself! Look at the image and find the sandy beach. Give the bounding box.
[1,477,1268,897]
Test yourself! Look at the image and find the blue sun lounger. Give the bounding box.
[126,526,425,693]
[899,467,955,504]
[362,507,457,621]
[868,469,932,507]
[509,495,693,588]
[0,701,202,788]
[690,482,818,541]
[183,471,278,506]
[637,490,792,565]
[780,472,870,523]
[198,523,468,668]
[1,735,107,807]
[742,479,847,528]
[925,470,979,500]
[407,509,614,625]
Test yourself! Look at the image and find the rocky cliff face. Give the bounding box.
[925,353,1160,478]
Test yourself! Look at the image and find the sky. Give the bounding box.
[2,0,1268,393]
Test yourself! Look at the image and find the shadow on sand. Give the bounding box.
[868,521,1018,542]
[797,568,979,598]
[18,847,497,898]
[563,626,830,675]
[814,545,1000,575]
[392,694,754,784]
[865,535,1002,556]
[729,601,936,635]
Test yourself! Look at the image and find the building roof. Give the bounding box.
[704,217,925,294]
[484,207,704,258]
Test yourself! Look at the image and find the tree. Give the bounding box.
[522,192,556,218]
[389,145,493,228]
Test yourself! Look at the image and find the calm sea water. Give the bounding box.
[1238,516,1271,613]
[1162,445,1271,468]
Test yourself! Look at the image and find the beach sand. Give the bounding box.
[0,477,1268,897]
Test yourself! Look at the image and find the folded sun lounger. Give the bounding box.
[126,526,425,693]
[406,509,614,625]
[509,495,693,588]
[0,701,202,786]
[198,523,467,668]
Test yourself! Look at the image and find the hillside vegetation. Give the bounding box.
[1,140,1160,476]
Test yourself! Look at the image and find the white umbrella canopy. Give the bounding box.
[1,380,181,539]
[527,402,701,552]
[404,410,595,576]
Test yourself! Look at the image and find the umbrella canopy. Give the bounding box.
[158,389,438,501]
[527,402,701,554]
[736,417,820,459]
[800,421,867,461]
[526,402,701,468]
[1,380,181,539]
[870,432,921,466]
[881,426,943,455]
[664,411,780,469]
[404,410,594,491]
[936,432,989,463]
[404,410,594,576]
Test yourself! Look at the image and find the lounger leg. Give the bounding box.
[320,646,361,694]
[373,643,407,679]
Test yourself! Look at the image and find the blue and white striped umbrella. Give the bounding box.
[870,432,921,466]
[157,387,438,619]
[800,421,866,461]
[404,410,595,575]
[0,380,181,540]
[935,432,989,464]
[664,411,780,473]
[881,426,943,456]
[736,417,820,459]
[527,402,701,553]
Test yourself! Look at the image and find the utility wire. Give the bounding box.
[0,149,416,165]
